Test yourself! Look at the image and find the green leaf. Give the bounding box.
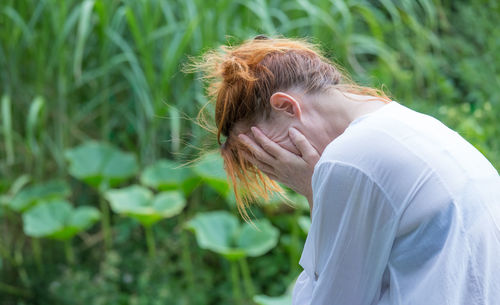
[192,152,229,197]
[140,159,199,195]
[64,141,138,189]
[298,215,311,234]
[259,190,309,211]
[286,192,310,211]
[105,185,186,226]
[26,96,45,155]
[8,179,70,212]
[185,211,279,261]
[236,219,279,257]
[69,206,102,231]
[253,294,293,305]
[2,95,14,165]
[22,200,100,240]
[185,211,245,260]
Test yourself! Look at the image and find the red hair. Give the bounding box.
[188,36,390,221]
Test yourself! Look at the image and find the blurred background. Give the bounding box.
[0,0,499,304]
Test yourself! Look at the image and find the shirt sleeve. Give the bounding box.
[295,161,399,305]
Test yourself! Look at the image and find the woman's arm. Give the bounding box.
[298,161,398,304]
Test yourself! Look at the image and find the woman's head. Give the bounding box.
[189,35,390,219]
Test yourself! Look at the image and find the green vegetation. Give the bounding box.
[0,0,498,304]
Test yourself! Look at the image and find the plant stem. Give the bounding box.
[14,239,30,287]
[0,240,14,265]
[180,215,195,294]
[230,260,243,305]
[31,238,43,274]
[144,225,156,258]
[239,257,255,298]
[1,95,14,166]
[64,240,75,264]
[99,195,112,250]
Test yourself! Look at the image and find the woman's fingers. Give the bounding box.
[288,127,320,163]
[250,127,291,159]
[242,151,275,173]
[238,133,275,165]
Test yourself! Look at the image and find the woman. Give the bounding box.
[191,36,500,304]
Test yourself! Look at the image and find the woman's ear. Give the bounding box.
[270,92,302,119]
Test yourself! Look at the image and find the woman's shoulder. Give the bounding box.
[315,103,454,209]
[319,101,451,171]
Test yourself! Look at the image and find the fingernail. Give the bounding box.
[288,127,297,135]
[250,126,257,134]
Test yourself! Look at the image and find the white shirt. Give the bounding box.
[292,101,500,305]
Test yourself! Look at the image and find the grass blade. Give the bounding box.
[1,94,14,165]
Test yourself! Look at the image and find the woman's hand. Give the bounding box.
[238,126,320,205]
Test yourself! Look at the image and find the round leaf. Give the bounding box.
[69,206,101,231]
[65,141,138,189]
[105,185,186,226]
[140,159,199,195]
[192,152,229,197]
[8,179,70,212]
[186,211,280,260]
[236,219,279,257]
[185,211,246,260]
[22,200,99,240]
[152,191,187,218]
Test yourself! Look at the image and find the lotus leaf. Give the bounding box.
[105,185,186,227]
[22,200,100,240]
[192,152,230,197]
[140,159,199,195]
[259,191,309,211]
[186,211,279,261]
[64,141,138,189]
[8,179,70,212]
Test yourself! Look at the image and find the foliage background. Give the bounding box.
[0,0,499,304]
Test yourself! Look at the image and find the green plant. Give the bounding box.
[104,185,186,257]
[22,199,100,263]
[192,152,231,199]
[186,210,279,304]
[140,159,200,197]
[65,141,138,249]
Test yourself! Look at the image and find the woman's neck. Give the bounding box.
[302,90,389,155]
